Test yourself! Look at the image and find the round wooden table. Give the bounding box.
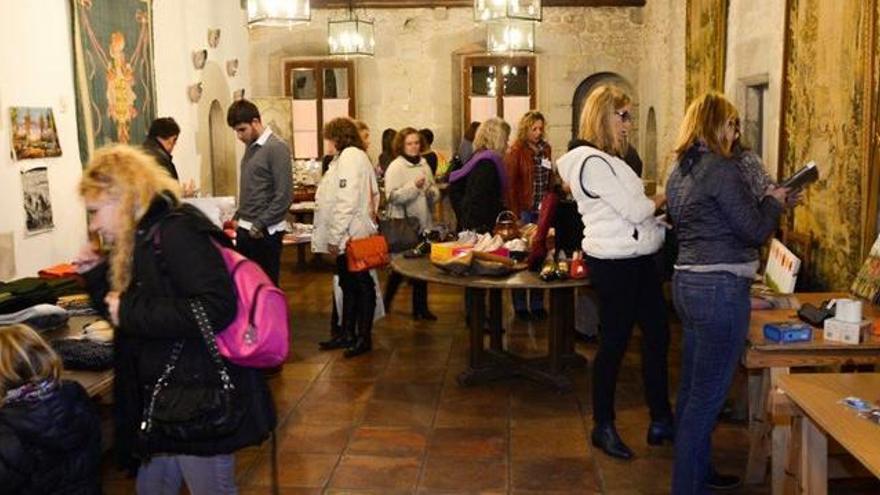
[391,257,590,391]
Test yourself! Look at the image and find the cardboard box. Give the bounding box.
[823,318,873,344]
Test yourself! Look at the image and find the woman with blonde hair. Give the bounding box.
[556,85,672,460]
[506,110,552,320]
[448,117,511,233]
[667,93,787,493]
[74,145,276,494]
[0,324,101,494]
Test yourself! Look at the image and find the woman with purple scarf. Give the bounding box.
[448,117,511,233]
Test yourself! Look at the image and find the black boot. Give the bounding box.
[345,272,375,359]
[383,271,403,314]
[411,281,437,321]
[591,423,634,460]
[646,418,675,446]
[319,296,351,350]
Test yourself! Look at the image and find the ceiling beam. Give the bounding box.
[311,0,645,8]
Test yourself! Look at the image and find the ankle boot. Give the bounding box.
[345,279,375,358]
[591,423,634,460]
[646,419,675,446]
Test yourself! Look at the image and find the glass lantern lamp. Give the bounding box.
[328,17,375,56]
[247,0,311,27]
[474,0,542,23]
[487,19,536,54]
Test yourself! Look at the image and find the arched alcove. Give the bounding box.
[196,62,237,198]
[571,72,638,150]
[644,107,658,181]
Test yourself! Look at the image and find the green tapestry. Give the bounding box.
[71,0,156,163]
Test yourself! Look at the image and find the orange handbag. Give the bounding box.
[346,235,390,272]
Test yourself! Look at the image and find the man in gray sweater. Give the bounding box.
[227,99,293,285]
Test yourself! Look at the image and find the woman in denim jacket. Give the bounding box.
[666,92,788,494]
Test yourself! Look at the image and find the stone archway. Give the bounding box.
[644,107,658,181]
[208,100,236,196]
[196,62,237,198]
[571,72,638,150]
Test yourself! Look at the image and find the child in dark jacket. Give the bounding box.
[0,324,101,495]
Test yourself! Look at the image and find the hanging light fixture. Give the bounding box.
[474,0,542,23]
[247,0,310,27]
[328,0,375,56]
[487,18,535,54]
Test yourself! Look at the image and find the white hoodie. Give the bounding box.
[556,145,665,259]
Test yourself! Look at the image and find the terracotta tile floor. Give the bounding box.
[100,252,880,494]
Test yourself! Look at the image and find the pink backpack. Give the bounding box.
[211,240,290,368]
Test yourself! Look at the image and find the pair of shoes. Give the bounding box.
[646,419,675,446]
[413,310,438,321]
[531,308,548,320]
[591,423,634,460]
[515,310,531,321]
[318,335,351,351]
[343,338,372,358]
[706,466,742,490]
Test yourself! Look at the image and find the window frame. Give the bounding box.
[462,55,537,128]
[283,59,356,158]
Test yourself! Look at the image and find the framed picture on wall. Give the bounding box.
[9,107,62,161]
[20,166,54,236]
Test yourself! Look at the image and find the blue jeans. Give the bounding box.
[671,270,751,495]
[136,454,237,494]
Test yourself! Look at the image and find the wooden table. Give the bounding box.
[743,293,880,492]
[777,373,880,494]
[391,257,589,391]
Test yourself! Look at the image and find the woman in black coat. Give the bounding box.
[75,145,276,494]
[448,117,511,233]
[0,324,101,495]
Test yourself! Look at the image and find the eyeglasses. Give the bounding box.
[615,110,633,123]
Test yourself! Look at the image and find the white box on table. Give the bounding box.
[823,318,872,344]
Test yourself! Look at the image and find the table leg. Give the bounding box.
[488,289,503,351]
[746,369,771,485]
[297,244,307,268]
[770,367,791,495]
[799,416,827,495]
[550,287,587,371]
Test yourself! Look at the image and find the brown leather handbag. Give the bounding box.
[346,235,390,272]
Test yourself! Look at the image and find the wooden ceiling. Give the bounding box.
[311,1,645,8]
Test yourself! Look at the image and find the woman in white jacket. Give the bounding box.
[383,128,439,320]
[312,117,380,358]
[556,85,673,460]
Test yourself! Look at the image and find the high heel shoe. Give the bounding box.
[591,423,634,460]
[646,419,675,446]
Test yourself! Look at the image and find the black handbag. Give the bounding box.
[379,207,421,254]
[139,300,245,443]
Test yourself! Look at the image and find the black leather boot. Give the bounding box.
[345,273,375,359]
[319,296,350,350]
[411,281,437,321]
[646,419,675,446]
[591,423,634,460]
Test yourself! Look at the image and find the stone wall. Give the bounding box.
[249,6,644,159]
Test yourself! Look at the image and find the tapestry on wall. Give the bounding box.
[685,0,728,106]
[9,107,62,160]
[21,167,54,236]
[71,0,157,163]
[779,0,876,290]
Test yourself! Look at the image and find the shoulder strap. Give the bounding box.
[578,154,616,199]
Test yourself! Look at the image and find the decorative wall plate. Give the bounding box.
[226,59,239,77]
[208,28,221,48]
[192,49,207,70]
[188,82,204,103]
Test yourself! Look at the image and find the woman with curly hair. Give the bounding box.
[74,145,276,494]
